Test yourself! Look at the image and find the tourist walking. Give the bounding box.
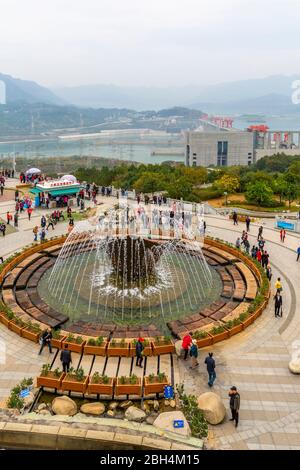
[6,211,12,225]
[246,216,250,232]
[189,339,199,369]
[205,352,216,387]
[14,212,18,228]
[33,225,38,242]
[60,344,72,372]
[257,226,263,240]
[39,227,46,243]
[266,264,272,281]
[135,338,144,368]
[38,328,53,355]
[41,215,46,228]
[274,291,283,317]
[261,250,269,269]
[0,223,6,237]
[256,249,262,264]
[297,246,300,261]
[280,228,286,243]
[229,386,240,427]
[232,211,238,225]
[275,277,282,293]
[235,237,241,249]
[27,206,33,221]
[182,332,193,361]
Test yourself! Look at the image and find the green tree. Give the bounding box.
[245,181,274,206]
[215,174,240,194]
[167,177,193,200]
[133,172,164,194]
[282,173,300,208]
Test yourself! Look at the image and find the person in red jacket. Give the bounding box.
[256,249,262,264]
[182,332,193,361]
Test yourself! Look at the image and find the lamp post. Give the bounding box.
[224,191,228,207]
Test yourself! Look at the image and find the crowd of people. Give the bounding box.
[0,169,15,179]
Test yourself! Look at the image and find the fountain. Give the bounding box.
[38,205,221,334]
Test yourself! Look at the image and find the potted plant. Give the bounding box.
[61,366,88,393]
[209,325,229,344]
[84,336,107,356]
[193,330,213,348]
[62,333,85,353]
[9,316,26,336]
[240,309,255,329]
[37,364,65,389]
[22,321,41,343]
[107,338,130,357]
[144,372,169,396]
[87,372,114,395]
[130,338,152,357]
[224,318,243,337]
[115,374,142,397]
[51,329,66,349]
[152,335,175,355]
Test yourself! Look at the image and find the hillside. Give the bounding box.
[0,73,63,105]
[0,103,204,138]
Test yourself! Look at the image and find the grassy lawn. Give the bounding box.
[208,193,299,212]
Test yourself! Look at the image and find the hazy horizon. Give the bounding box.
[1,0,300,88]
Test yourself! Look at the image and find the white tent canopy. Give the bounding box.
[26,167,41,175]
[61,174,77,183]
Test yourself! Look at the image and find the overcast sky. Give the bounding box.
[1,0,300,88]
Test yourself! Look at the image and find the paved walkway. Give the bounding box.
[0,189,300,449]
[179,215,300,450]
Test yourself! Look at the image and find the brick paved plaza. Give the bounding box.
[1,178,300,450]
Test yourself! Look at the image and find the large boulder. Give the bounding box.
[197,392,226,425]
[289,358,300,374]
[153,411,191,437]
[52,396,77,416]
[80,402,106,416]
[124,406,146,422]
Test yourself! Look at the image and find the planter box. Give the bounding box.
[242,315,255,329]
[129,342,152,357]
[61,374,88,393]
[144,377,169,396]
[87,378,114,395]
[226,323,243,337]
[0,312,11,328]
[107,342,130,357]
[196,335,213,348]
[211,330,229,344]
[9,321,24,336]
[84,343,108,356]
[37,372,65,389]
[51,335,66,349]
[252,306,263,321]
[152,342,175,356]
[22,328,40,343]
[115,378,142,397]
[62,340,85,353]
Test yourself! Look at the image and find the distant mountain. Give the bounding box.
[190,75,299,104]
[191,93,300,115]
[53,75,300,112]
[53,84,203,110]
[0,73,64,105]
